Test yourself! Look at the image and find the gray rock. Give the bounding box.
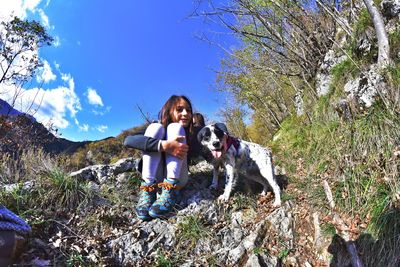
[70,157,139,184]
[381,0,400,19]
[228,219,268,265]
[316,50,347,96]
[344,64,385,108]
[2,181,34,192]
[266,201,294,248]
[108,219,176,265]
[245,253,279,267]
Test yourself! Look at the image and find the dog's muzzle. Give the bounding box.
[211,149,223,159]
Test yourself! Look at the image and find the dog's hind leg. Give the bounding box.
[258,158,281,207]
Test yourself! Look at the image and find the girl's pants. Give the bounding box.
[141,123,188,186]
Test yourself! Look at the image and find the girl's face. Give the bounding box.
[171,98,192,127]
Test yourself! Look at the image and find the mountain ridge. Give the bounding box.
[0,98,90,155]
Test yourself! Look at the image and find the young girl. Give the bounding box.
[192,112,205,128]
[124,95,202,220]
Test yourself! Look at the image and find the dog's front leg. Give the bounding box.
[210,163,219,189]
[218,163,235,202]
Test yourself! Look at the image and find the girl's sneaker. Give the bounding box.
[149,179,182,219]
[135,182,157,221]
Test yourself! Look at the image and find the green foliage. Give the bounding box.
[206,255,219,266]
[278,249,289,259]
[232,193,257,211]
[68,123,147,169]
[389,27,400,62]
[330,59,358,88]
[273,100,399,233]
[0,16,53,85]
[66,252,86,267]
[155,250,174,267]
[221,105,249,140]
[40,168,93,211]
[321,222,337,236]
[176,215,209,251]
[384,63,400,85]
[253,246,268,255]
[0,184,31,216]
[353,9,372,36]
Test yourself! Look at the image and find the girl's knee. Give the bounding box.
[145,123,165,138]
[167,123,185,139]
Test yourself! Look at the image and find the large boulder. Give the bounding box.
[344,64,385,108]
[381,0,400,19]
[316,50,347,96]
[70,157,139,184]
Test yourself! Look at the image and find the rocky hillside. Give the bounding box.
[0,113,90,156]
[0,158,313,266]
[0,98,36,122]
[0,98,91,156]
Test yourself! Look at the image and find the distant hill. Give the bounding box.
[0,98,89,156]
[0,98,147,167]
[0,98,36,122]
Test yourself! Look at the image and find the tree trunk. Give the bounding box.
[362,0,390,68]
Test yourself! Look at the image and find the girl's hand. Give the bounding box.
[161,136,188,159]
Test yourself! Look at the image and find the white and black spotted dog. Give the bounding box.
[197,123,281,207]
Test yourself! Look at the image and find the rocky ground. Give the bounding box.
[6,158,351,266]
[2,158,368,266]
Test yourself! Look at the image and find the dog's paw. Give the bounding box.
[217,195,229,203]
[272,200,281,208]
[209,183,218,190]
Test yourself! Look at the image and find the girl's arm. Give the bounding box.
[123,130,161,152]
[124,131,189,159]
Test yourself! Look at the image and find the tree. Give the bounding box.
[0,16,53,84]
[0,16,53,156]
[0,16,53,109]
[362,0,390,68]
[195,0,343,138]
[220,103,249,140]
[196,0,336,81]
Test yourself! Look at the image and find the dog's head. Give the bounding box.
[197,123,229,159]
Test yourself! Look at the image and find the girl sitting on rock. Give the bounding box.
[124,95,203,220]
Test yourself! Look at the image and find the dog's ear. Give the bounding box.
[197,126,211,142]
[214,123,229,135]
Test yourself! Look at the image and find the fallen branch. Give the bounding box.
[322,180,335,209]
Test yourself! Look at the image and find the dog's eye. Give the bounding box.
[203,136,210,141]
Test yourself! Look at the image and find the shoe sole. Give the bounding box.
[148,210,173,219]
[137,214,152,221]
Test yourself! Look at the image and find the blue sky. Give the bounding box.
[0,0,235,141]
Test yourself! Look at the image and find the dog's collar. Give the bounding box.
[223,135,240,155]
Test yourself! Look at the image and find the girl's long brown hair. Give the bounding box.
[158,95,194,144]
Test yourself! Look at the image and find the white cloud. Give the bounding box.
[36,60,56,83]
[0,0,52,33]
[0,73,81,129]
[92,106,111,116]
[53,36,61,47]
[79,124,89,132]
[96,125,108,133]
[74,118,89,132]
[23,0,42,12]
[86,88,104,106]
[0,0,42,20]
[37,8,50,29]
[54,61,60,71]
